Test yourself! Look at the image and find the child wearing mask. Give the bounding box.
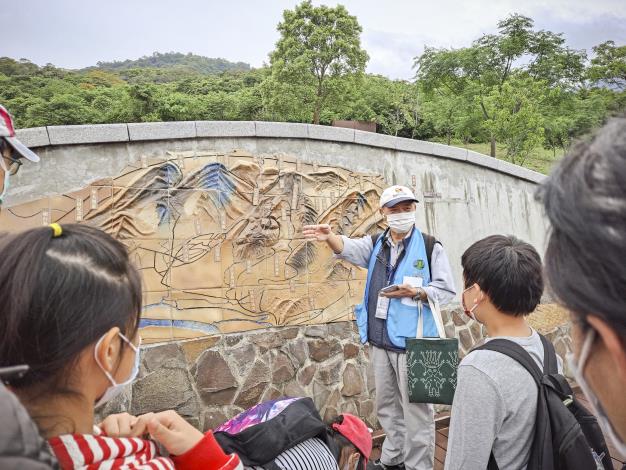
[0,223,242,470]
[445,235,560,470]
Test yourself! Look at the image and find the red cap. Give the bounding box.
[332,413,372,462]
[0,104,40,162]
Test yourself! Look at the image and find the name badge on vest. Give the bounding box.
[375,295,390,320]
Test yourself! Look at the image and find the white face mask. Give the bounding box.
[461,284,482,323]
[567,328,626,456]
[94,332,141,408]
[386,211,415,233]
[0,168,10,204]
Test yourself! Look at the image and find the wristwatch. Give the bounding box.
[412,288,427,302]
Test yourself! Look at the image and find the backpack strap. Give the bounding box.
[539,334,558,375]
[475,339,544,385]
[422,233,437,277]
[369,228,389,249]
[370,232,380,248]
[487,452,499,470]
[477,340,546,470]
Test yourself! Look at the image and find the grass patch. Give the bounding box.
[433,140,566,175]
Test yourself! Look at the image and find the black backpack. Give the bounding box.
[477,335,612,470]
[214,397,338,470]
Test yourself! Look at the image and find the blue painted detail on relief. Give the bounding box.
[199,162,235,197]
[139,318,221,335]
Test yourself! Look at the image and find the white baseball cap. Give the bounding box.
[380,185,419,208]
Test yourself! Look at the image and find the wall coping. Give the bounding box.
[15,121,546,184]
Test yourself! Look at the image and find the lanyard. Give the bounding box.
[376,243,401,286]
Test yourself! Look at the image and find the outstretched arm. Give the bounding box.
[303,224,374,268]
[302,224,344,253]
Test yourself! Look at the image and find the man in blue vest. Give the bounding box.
[304,185,456,470]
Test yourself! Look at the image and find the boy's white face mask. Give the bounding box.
[94,332,141,408]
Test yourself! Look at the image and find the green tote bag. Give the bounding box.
[406,296,459,405]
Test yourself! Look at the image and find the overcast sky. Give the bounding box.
[2,0,625,80]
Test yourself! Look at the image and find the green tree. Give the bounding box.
[541,87,610,157]
[128,84,159,121]
[587,41,626,91]
[334,75,418,136]
[418,82,484,145]
[24,93,99,126]
[483,76,546,165]
[415,14,586,157]
[267,0,368,124]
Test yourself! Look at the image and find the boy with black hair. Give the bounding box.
[445,235,560,470]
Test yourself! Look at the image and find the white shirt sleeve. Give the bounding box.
[334,235,374,269]
[424,243,457,306]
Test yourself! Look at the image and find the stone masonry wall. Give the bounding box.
[97,305,573,430]
[98,321,377,431]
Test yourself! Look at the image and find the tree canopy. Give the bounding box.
[267,0,368,124]
[0,5,623,174]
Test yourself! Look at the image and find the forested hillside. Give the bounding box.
[83,51,250,82]
[1,8,623,173]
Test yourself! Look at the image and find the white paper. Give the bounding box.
[401,276,423,306]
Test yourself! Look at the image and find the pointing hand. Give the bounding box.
[302,224,333,241]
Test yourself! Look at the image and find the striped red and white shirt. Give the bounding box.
[48,428,243,470]
[48,432,175,470]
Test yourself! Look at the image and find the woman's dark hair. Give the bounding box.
[461,234,544,316]
[0,223,142,391]
[537,116,626,332]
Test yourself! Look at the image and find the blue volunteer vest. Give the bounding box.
[355,229,437,348]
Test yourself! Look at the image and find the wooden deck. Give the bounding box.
[371,390,625,469]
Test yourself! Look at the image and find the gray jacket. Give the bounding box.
[0,383,58,469]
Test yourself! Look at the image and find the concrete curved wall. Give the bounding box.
[5,121,552,425]
[8,121,548,296]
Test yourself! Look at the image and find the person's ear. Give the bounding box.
[474,284,486,304]
[587,315,626,382]
[94,327,122,374]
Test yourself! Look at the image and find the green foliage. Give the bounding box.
[0,9,622,174]
[587,41,626,90]
[483,76,546,165]
[89,52,250,75]
[414,14,623,162]
[266,0,369,124]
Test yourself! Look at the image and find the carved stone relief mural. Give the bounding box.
[0,150,385,343]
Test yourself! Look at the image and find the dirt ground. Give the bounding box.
[527,303,570,333]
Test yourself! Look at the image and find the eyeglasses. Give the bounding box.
[4,156,22,176]
[0,143,23,176]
